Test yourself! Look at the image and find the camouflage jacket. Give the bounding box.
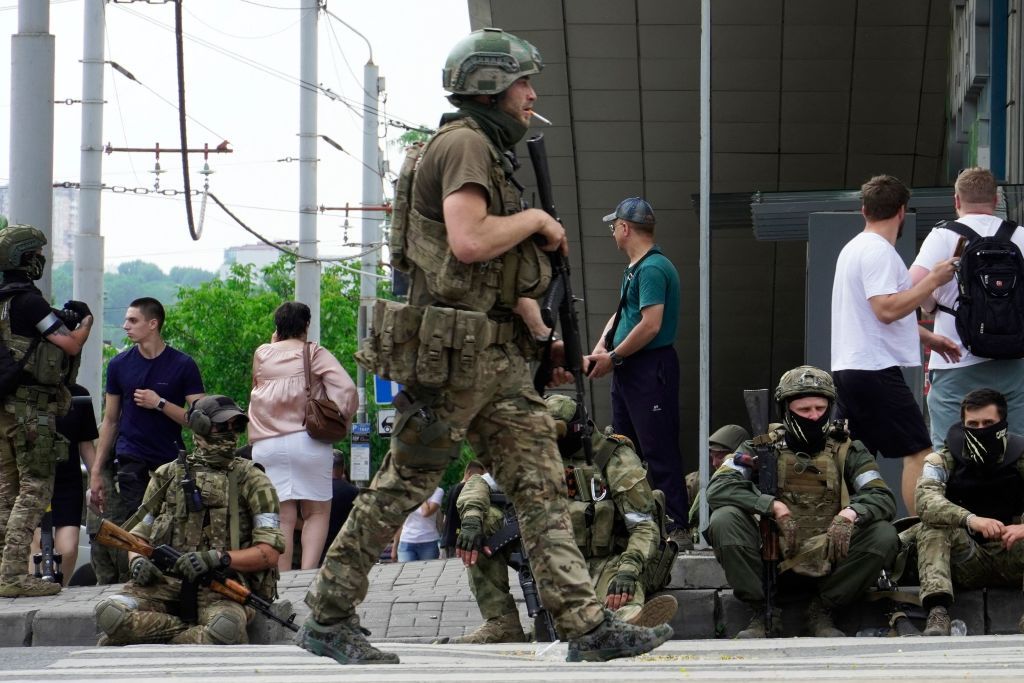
[917,447,1024,528]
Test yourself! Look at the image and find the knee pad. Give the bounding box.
[205,611,246,644]
[94,595,136,635]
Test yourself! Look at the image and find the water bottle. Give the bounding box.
[950,619,967,636]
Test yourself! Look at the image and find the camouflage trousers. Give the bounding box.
[86,461,130,584]
[917,524,1024,603]
[707,505,898,608]
[465,506,645,622]
[0,410,58,582]
[307,343,604,639]
[99,578,253,645]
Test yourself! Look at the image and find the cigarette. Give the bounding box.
[531,111,553,126]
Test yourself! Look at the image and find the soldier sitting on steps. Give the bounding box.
[448,394,679,643]
[707,366,899,638]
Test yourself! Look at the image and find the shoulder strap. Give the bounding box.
[302,342,313,398]
[0,293,43,364]
[834,439,852,509]
[228,460,246,550]
[120,470,175,532]
[995,219,1020,243]
[603,249,661,350]
[1003,434,1024,467]
[941,220,981,241]
[593,435,621,471]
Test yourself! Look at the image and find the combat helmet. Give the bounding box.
[774,365,836,408]
[0,223,47,280]
[442,28,543,96]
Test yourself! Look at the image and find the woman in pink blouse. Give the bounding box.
[248,302,358,571]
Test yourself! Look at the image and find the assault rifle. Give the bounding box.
[527,133,594,465]
[743,388,779,636]
[485,496,559,642]
[95,518,298,632]
[33,508,63,585]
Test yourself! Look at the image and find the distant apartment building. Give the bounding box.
[0,185,79,264]
[219,242,291,279]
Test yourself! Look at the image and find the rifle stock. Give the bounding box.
[527,134,594,464]
[743,389,779,635]
[95,519,298,632]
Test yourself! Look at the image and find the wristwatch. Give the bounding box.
[219,551,232,569]
[608,350,625,367]
[156,397,167,412]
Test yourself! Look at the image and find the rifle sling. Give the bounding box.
[485,515,521,554]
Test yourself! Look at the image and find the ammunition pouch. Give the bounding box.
[390,392,461,472]
[356,300,516,390]
[568,498,616,558]
[642,537,680,593]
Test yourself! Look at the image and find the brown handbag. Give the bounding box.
[302,342,349,443]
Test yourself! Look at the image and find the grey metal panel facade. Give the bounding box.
[467,0,950,474]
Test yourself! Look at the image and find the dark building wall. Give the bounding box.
[468,0,949,471]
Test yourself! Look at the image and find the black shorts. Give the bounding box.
[834,367,931,458]
[50,454,84,528]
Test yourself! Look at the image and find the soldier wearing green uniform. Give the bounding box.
[297,28,672,665]
[93,395,284,645]
[915,388,1024,636]
[707,366,899,638]
[0,223,93,598]
[451,395,678,643]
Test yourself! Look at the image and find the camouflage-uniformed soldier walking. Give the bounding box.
[707,366,899,638]
[451,395,678,643]
[914,388,1024,635]
[94,396,284,645]
[0,223,93,597]
[297,28,672,665]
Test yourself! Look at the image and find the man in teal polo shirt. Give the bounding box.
[586,197,688,543]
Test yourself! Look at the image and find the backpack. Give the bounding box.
[937,220,1024,359]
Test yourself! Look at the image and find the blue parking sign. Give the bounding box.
[373,376,402,405]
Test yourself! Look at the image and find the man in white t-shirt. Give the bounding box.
[831,174,958,514]
[910,167,1024,451]
[392,487,444,562]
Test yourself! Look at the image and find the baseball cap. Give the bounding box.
[192,395,247,424]
[602,197,656,225]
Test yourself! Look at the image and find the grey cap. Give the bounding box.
[602,197,656,225]
[709,424,750,452]
[192,395,247,424]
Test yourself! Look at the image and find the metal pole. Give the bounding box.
[77,0,106,417]
[356,61,381,427]
[296,1,321,341]
[9,1,55,298]
[697,0,712,544]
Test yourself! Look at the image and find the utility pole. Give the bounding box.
[296,1,321,341]
[356,61,382,428]
[697,0,713,545]
[76,0,106,416]
[8,2,55,298]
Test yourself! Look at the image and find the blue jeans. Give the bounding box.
[397,540,439,562]
[928,359,1024,450]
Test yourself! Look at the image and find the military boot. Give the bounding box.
[805,596,845,637]
[566,609,673,662]
[736,605,781,639]
[453,612,528,644]
[295,615,399,665]
[0,575,61,597]
[625,594,679,628]
[923,606,951,636]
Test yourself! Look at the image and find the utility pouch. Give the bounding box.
[433,250,476,300]
[642,538,680,593]
[416,306,456,387]
[355,300,423,385]
[390,392,461,472]
[589,499,616,557]
[449,310,491,390]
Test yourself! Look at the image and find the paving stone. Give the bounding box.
[32,607,98,646]
[0,611,32,647]
[671,551,729,589]
[664,588,716,639]
[986,588,1024,635]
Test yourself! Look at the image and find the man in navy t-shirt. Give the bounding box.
[88,297,204,518]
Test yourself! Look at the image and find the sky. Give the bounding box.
[0,0,471,274]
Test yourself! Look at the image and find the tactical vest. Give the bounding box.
[147,457,279,600]
[390,117,551,314]
[774,433,849,548]
[945,436,1024,525]
[0,283,76,414]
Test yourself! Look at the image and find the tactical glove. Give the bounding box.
[173,549,221,582]
[456,516,484,554]
[778,516,799,558]
[129,556,163,586]
[607,569,639,598]
[62,300,93,320]
[826,514,855,562]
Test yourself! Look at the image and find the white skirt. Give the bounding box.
[251,430,333,502]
